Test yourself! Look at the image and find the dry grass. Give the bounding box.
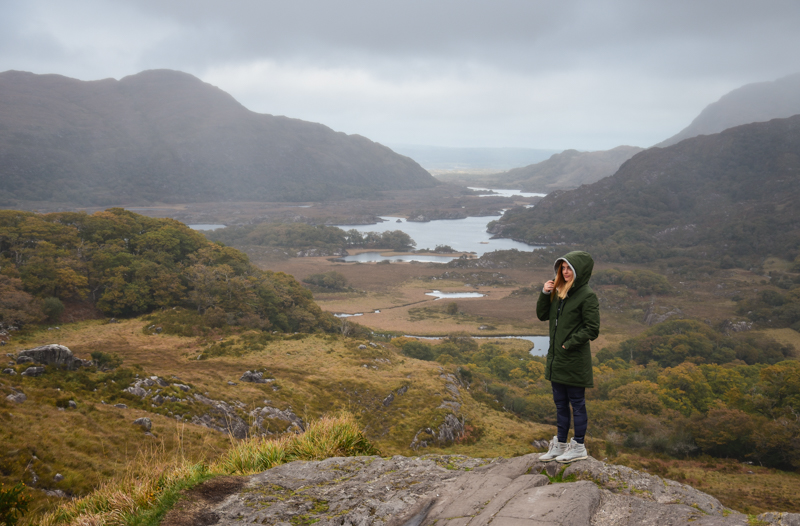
[37,413,378,526]
[1,319,554,524]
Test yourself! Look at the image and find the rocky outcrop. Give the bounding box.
[249,405,305,435]
[15,344,91,369]
[410,372,464,450]
[173,454,798,526]
[191,394,250,439]
[642,304,683,326]
[240,371,274,384]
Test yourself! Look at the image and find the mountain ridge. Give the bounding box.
[492,145,644,192]
[490,114,800,265]
[0,69,436,206]
[657,72,800,148]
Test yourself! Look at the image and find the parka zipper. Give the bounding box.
[555,298,565,327]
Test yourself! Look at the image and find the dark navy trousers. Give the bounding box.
[551,381,587,444]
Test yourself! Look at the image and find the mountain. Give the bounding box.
[490,115,800,265]
[387,144,559,172]
[657,72,800,148]
[492,145,643,192]
[0,70,436,206]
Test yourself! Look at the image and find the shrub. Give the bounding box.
[0,482,32,526]
[90,351,122,370]
[303,271,348,291]
[402,341,434,361]
[42,297,65,322]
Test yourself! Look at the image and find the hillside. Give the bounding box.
[491,145,643,192]
[657,72,800,147]
[0,70,436,206]
[490,115,800,267]
[0,208,334,332]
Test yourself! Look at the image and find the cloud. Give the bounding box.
[2,0,800,149]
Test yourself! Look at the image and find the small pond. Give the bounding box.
[188,224,227,231]
[425,290,486,300]
[339,252,458,264]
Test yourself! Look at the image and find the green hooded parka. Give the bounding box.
[536,251,600,388]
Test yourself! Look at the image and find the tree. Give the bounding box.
[0,275,44,328]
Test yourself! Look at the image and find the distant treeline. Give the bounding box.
[205,223,416,252]
[0,209,334,333]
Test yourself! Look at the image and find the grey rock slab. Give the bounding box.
[464,474,551,526]
[192,454,783,526]
[562,457,728,515]
[758,512,800,525]
[426,473,515,520]
[486,481,601,526]
[592,489,748,526]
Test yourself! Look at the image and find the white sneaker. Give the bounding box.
[555,438,588,463]
[538,436,569,462]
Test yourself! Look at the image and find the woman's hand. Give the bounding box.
[543,280,555,293]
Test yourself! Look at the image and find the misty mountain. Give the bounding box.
[657,73,800,148]
[387,144,558,172]
[0,70,436,206]
[491,145,643,192]
[491,115,800,265]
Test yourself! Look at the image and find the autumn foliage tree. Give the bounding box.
[0,209,335,332]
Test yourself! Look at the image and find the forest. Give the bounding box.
[205,222,416,253]
[0,209,335,333]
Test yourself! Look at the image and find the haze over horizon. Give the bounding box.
[2,0,800,151]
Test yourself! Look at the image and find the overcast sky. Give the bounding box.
[2,0,800,150]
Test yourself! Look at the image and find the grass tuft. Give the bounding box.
[39,412,375,525]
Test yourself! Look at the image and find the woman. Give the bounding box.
[536,251,600,463]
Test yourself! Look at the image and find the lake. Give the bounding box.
[336,215,541,258]
[468,187,547,198]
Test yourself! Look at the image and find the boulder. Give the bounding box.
[17,344,77,368]
[124,386,147,398]
[2,368,15,375]
[21,366,45,377]
[68,400,77,409]
[240,371,273,383]
[5,392,26,403]
[16,356,34,364]
[133,417,152,431]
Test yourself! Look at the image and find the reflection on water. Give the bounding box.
[188,224,226,231]
[336,216,541,256]
[467,187,547,198]
[339,252,458,263]
[425,290,486,300]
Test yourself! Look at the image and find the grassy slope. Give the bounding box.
[0,319,549,521]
